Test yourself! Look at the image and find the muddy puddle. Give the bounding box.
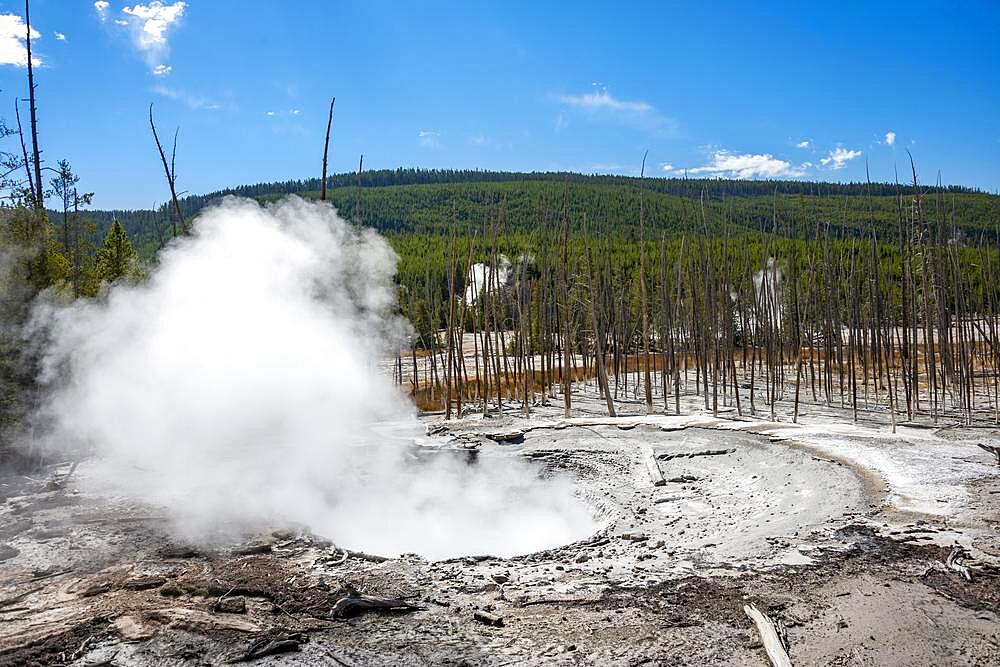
[1,410,998,666]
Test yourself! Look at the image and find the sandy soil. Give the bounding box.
[1,388,999,666]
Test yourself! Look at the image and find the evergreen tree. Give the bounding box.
[93,220,137,284]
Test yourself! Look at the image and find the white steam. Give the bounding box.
[33,197,594,559]
[464,255,512,304]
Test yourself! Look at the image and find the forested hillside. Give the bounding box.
[76,170,1000,257]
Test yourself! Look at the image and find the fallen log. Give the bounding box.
[229,632,307,663]
[657,448,735,461]
[945,548,972,581]
[330,584,424,619]
[473,609,504,627]
[640,444,665,487]
[743,603,792,667]
[485,430,525,444]
[977,443,1000,465]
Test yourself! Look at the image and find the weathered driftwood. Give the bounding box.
[473,609,504,627]
[485,430,525,444]
[667,474,698,483]
[232,541,273,556]
[330,584,424,619]
[977,443,1000,465]
[229,632,307,663]
[657,448,735,461]
[641,444,665,486]
[945,548,972,581]
[743,603,792,667]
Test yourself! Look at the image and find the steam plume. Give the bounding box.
[32,197,594,558]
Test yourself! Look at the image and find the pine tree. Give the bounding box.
[94,220,137,284]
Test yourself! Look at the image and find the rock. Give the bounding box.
[79,581,112,597]
[215,595,247,614]
[123,575,167,591]
[146,607,260,633]
[575,554,590,563]
[114,615,156,641]
[485,431,525,444]
[0,543,19,562]
[233,540,273,556]
[474,610,504,627]
[158,544,202,559]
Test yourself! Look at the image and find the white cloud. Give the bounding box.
[555,87,677,136]
[54,32,67,41]
[660,163,675,172]
[153,84,222,111]
[796,140,810,149]
[289,108,301,115]
[94,1,111,21]
[265,110,275,117]
[152,63,171,76]
[558,89,653,113]
[820,147,862,170]
[122,2,185,49]
[418,130,441,148]
[119,2,186,73]
[686,150,806,179]
[884,130,896,146]
[0,14,42,67]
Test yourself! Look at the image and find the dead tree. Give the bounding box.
[320,97,335,201]
[14,101,34,203]
[24,0,43,211]
[638,151,653,413]
[149,104,185,235]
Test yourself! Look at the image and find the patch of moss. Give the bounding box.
[159,581,209,597]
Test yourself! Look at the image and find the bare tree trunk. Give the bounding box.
[149,104,186,235]
[638,152,653,413]
[25,0,43,211]
[320,98,335,201]
[14,101,35,204]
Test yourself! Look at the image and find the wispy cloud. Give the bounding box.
[418,129,441,149]
[263,108,302,119]
[94,1,110,21]
[153,84,222,111]
[796,139,811,149]
[660,163,675,172]
[558,89,653,113]
[54,32,67,41]
[820,147,862,170]
[0,13,42,67]
[152,63,171,76]
[884,130,896,146]
[554,86,678,136]
[685,150,807,179]
[468,134,511,150]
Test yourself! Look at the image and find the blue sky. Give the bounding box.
[0,1,997,209]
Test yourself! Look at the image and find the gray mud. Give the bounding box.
[1,403,999,666]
